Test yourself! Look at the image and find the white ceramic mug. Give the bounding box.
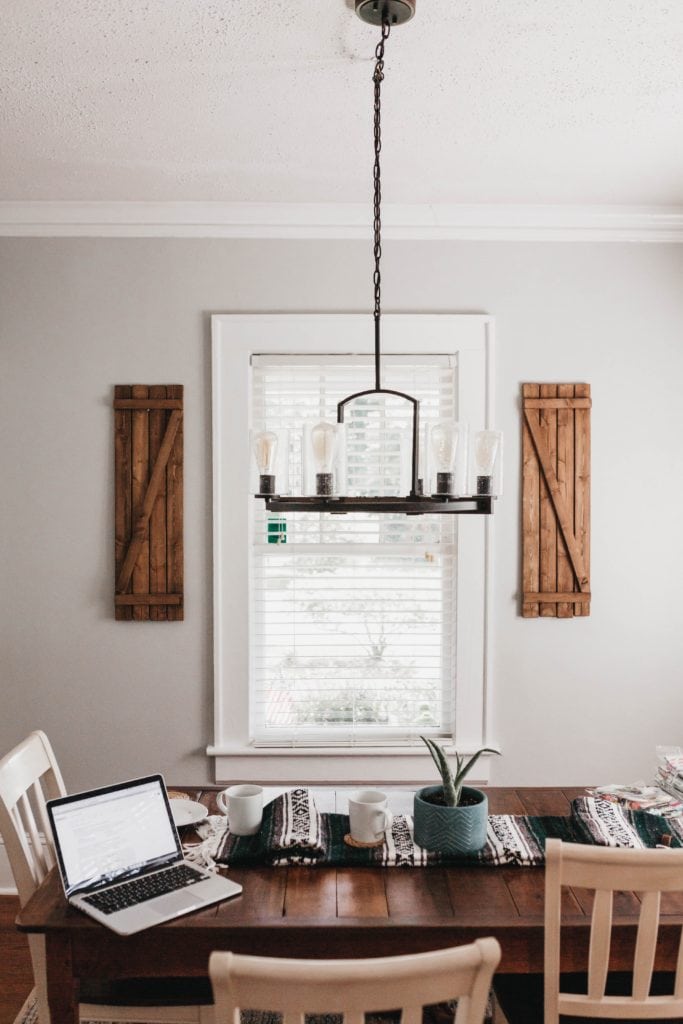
[217,784,264,836]
[348,789,393,844]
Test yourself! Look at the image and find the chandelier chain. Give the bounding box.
[372,17,390,389]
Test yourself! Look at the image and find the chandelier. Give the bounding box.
[253,0,501,515]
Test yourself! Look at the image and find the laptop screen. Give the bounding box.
[48,775,182,897]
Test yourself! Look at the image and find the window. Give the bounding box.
[211,314,495,784]
[250,355,457,746]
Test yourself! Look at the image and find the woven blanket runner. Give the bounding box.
[183,788,683,872]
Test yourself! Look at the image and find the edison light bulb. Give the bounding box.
[310,420,338,495]
[474,430,501,495]
[430,421,460,496]
[253,430,278,495]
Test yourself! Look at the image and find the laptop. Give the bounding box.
[47,774,242,935]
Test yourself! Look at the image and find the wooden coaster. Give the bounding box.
[343,832,385,849]
[167,790,190,801]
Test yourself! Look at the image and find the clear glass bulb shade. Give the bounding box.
[252,430,278,474]
[430,421,460,472]
[310,421,339,473]
[474,430,501,474]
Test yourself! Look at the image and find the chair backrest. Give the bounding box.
[0,730,66,906]
[545,837,683,1022]
[210,938,500,1024]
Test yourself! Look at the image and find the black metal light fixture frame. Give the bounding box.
[258,0,495,517]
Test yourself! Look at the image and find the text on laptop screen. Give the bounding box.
[50,779,178,894]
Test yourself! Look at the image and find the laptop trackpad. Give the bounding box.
[151,892,202,915]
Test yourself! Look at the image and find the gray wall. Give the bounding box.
[2,237,683,791]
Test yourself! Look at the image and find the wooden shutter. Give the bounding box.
[114,385,184,621]
[522,383,590,618]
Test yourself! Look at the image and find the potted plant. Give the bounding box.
[413,736,499,854]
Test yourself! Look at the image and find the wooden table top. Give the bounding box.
[17,786,683,975]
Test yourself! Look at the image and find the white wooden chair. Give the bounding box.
[494,837,683,1023]
[0,730,212,1024]
[209,938,501,1024]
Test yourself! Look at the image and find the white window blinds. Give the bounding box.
[250,354,458,746]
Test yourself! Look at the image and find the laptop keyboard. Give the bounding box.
[83,864,205,915]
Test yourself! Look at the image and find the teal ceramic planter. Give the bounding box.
[413,785,488,854]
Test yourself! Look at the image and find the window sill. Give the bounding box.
[206,745,497,786]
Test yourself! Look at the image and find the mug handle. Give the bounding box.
[216,790,228,815]
[378,809,393,835]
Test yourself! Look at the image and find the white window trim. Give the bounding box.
[209,313,498,785]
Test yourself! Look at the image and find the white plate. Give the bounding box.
[169,798,208,828]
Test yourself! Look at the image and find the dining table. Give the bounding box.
[16,785,683,1024]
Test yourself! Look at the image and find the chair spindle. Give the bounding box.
[587,888,613,998]
[632,890,661,1002]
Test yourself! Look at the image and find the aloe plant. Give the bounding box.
[420,736,499,807]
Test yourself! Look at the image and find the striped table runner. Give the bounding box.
[183,788,683,871]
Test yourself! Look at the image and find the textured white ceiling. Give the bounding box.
[2,0,682,204]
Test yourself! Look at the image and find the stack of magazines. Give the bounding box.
[654,746,683,809]
[588,782,683,818]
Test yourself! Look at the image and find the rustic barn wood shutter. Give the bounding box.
[522,383,591,618]
[114,385,184,620]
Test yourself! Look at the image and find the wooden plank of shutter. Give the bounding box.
[114,384,184,619]
[166,384,184,622]
[149,385,168,621]
[131,385,150,621]
[522,384,540,617]
[556,383,575,618]
[114,386,133,621]
[574,383,591,616]
[114,398,183,409]
[539,384,558,616]
[521,383,591,618]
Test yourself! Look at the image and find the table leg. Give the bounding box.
[45,933,80,1024]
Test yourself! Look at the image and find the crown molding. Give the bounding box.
[1,201,682,241]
